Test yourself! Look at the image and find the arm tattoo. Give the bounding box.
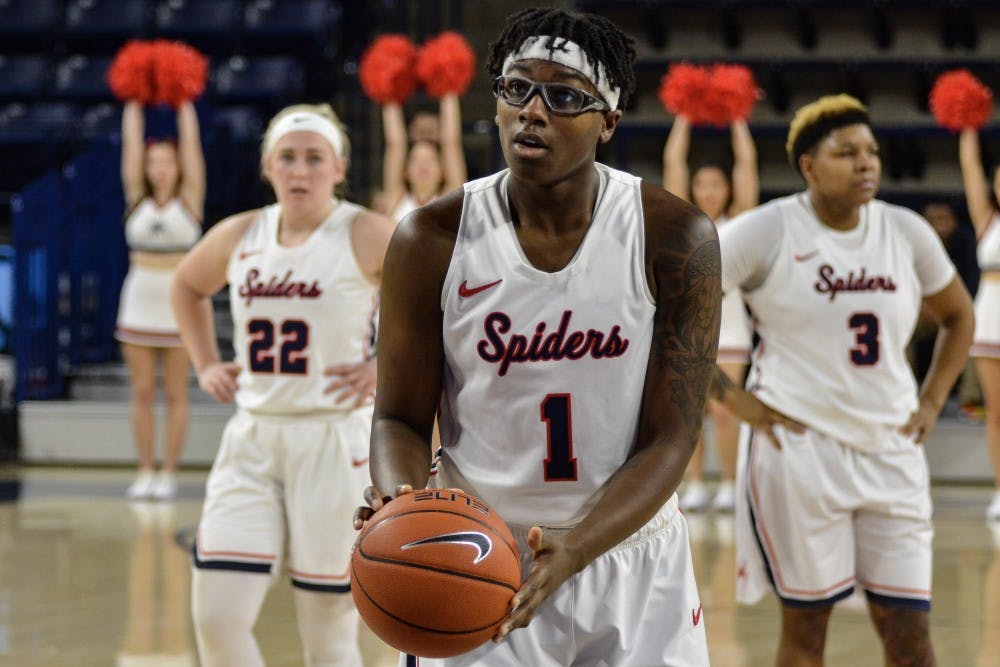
[651,215,722,450]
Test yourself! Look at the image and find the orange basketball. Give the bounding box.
[350,488,521,658]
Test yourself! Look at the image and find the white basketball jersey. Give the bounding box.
[227,201,379,414]
[125,197,201,252]
[720,193,954,452]
[436,164,655,529]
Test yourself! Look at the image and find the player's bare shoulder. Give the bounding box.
[387,188,465,281]
[638,181,720,301]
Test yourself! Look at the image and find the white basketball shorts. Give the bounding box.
[400,494,709,666]
[193,407,373,592]
[736,425,932,610]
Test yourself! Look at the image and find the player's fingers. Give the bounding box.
[394,484,414,498]
[363,485,389,510]
[526,526,544,554]
[222,362,241,378]
[353,506,374,530]
[323,378,351,394]
[323,363,355,376]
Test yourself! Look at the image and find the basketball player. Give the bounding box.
[171,104,395,666]
[664,114,759,512]
[711,94,974,665]
[117,100,205,501]
[957,127,1000,521]
[356,8,717,665]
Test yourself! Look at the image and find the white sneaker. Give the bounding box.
[125,470,156,500]
[150,472,178,501]
[681,481,711,512]
[712,481,736,513]
[987,491,1000,521]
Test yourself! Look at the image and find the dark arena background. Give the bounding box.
[0,1,998,665]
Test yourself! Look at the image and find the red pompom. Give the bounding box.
[107,40,157,104]
[152,40,208,108]
[706,64,760,124]
[359,35,419,105]
[659,63,712,124]
[929,69,993,131]
[659,62,760,126]
[415,31,476,98]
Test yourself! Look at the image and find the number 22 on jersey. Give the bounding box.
[248,318,310,374]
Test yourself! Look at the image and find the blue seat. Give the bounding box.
[52,55,114,102]
[212,56,305,102]
[64,0,150,37]
[243,0,341,55]
[78,103,120,141]
[153,0,242,54]
[0,56,49,101]
[213,105,266,142]
[0,0,62,53]
[0,103,79,143]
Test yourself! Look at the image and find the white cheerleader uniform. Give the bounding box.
[971,214,1000,359]
[115,198,201,347]
[193,200,379,592]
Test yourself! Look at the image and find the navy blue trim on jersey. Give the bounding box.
[779,586,855,609]
[406,655,418,667]
[191,541,273,574]
[866,590,931,612]
[291,579,351,594]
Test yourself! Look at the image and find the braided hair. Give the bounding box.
[485,7,637,110]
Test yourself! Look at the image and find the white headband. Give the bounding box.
[264,111,344,158]
[502,35,620,110]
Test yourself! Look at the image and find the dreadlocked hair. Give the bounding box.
[485,7,637,110]
[786,94,870,173]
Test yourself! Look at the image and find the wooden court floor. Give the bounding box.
[0,465,997,666]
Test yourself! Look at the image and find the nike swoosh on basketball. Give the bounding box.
[351,457,369,468]
[458,279,502,298]
[239,249,263,261]
[692,603,703,626]
[794,250,819,262]
[401,531,493,564]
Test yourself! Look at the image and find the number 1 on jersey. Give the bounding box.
[541,394,578,481]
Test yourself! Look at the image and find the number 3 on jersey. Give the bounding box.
[848,312,879,366]
[248,318,309,374]
[541,394,578,481]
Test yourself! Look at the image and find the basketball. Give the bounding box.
[351,489,522,658]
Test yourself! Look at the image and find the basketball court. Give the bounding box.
[0,465,996,666]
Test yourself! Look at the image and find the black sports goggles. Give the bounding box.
[492,75,610,115]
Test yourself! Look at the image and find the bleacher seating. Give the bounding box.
[0,0,62,54]
[0,56,49,101]
[153,0,243,55]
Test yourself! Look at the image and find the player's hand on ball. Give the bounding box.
[495,526,579,642]
[324,357,377,407]
[197,361,240,403]
[723,389,804,450]
[353,484,413,530]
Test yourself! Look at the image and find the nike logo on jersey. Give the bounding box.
[351,457,369,468]
[459,279,503,298]
[692,603,703,626]
[794,250,819,262]
[401,531,493,564]
[238,249,263,261]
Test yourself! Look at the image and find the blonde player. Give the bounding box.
[357,8,717,666]
[117,100,205,501]
[713,94,974,665]
[664,113,759,512]
[958,127,1000,521]
[171,104,395,666]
